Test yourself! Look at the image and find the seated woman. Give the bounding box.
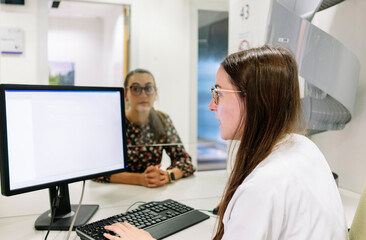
[103,46,347,240]
[95,69,195,187]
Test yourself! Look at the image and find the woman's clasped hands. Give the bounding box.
[140,164,168,188]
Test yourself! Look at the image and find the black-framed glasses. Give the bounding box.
[128,85,156,96]
[211,87,242,105]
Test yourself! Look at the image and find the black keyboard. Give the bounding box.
[76,199,210,240]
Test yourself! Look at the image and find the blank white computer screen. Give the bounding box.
[4,90,125,191]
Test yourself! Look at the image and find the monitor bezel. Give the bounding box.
[0,84,128,196]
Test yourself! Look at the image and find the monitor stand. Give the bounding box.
[35,184,99,230]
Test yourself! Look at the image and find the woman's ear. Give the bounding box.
[124,93,130,110]
[124,90,128,102]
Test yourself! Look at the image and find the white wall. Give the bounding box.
[1,1,124,87]
[101,7,125,87]
[310,0,366,194]
[228,0,271,53]
[48,17,105,86]
[0,1,48,84]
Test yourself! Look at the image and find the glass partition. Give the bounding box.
[197,10,228,170]
[0,0,230,179]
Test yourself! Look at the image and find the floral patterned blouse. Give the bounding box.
[94,113,195,183]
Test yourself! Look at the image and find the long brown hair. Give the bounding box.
[213,46,303,239]
[124,69,167,141]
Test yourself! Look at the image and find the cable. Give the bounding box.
[196,209,218,218]
[44,186,60,240]
[127,143,185,147]
[196,208,213,212]
[64,180,86,240]
[126,201,146,212]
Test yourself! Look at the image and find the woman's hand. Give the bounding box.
[140,164,168,188]
[104,222,155,240]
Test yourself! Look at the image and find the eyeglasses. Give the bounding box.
[211,87,243,105]
[128,85,156,96]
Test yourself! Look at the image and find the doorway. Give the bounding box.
[47,0,130,87]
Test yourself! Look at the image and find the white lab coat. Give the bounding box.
[222,134,348,240]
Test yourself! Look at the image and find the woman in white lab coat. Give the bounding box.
[103,46,348,240]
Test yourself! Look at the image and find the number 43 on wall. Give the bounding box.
[240,3,250,20]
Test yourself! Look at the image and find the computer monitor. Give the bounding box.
[0,84,128,230]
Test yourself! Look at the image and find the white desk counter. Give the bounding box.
[0,170,361,240]
[0,170,228,240]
